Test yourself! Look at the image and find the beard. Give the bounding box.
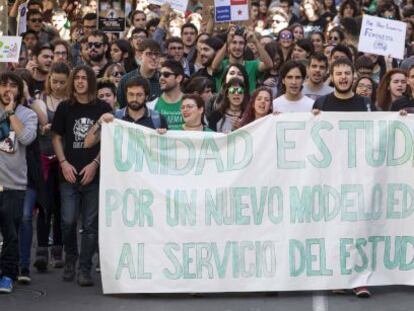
[127,101,145,111]
[334,81,353,94]
[89,51,105,62]
[201,56,213,67]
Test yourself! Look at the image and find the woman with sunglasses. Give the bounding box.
[277,28,295,62]
[103,63,125,88]
[110,39,137,73]
[327,27,345,46]
[180,94,212,132]
[208,78,249,133]
[240,87,273,127]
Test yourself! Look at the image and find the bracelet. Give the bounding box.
[60,159,67,164]
[93,159,100,166]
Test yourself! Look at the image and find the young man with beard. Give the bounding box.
[117,39,161,108]
[313,58,375,112]
[165,37,194,78]
[302,53,333,100]
[181,23,198,62]
[273,60,314,112]
[211,27,273,94]
[87,30,110,78]
[51,9,70,40]
[147,60,184,130]
[51,65,112,287]
[0,72,38,293]
[26,43,54,94]
[192,37,224,92]
[84,77,168,148]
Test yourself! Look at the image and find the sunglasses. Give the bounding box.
[160,71,176,78]
[88,42,103,49]
[228,86,244,94]
[279,32,293,40]
[329,36,339,41]
[111,71,122,77]
[30,18,42,23]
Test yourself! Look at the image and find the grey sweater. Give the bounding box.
[0,105,38,190]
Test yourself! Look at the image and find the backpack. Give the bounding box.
[114,107,162,129]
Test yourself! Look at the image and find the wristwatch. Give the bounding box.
[5,110,15,118]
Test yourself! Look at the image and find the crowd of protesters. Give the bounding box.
[1,0,414,298]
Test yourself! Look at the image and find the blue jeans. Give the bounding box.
[19,188,36,270]
[0,190,25,280]
[60,181,99,274]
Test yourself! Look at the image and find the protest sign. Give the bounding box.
[215,0,249,23]
[100,113,414,294]
[98,0,126,32]
[358,15,406,60]
[0,36,22,63]
[148,0,189,13]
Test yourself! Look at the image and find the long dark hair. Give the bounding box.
[69,65,97,104]
[111,39,137,72]
[217,78,249,131]
[376,68,407,111]
[240,87,273,127]
[221,63,250,93]
[353,76,377,105]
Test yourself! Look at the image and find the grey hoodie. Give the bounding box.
[0,105,38,190]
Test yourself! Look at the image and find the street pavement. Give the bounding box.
[1,262,414,311]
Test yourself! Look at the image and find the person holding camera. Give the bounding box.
[211,25,273,94]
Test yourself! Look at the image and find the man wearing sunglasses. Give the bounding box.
[25,9,58,45]
[87,30,110,78]
[147,60,184,130]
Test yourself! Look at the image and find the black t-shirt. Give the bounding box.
[313,93,375,112]
[122,107,169,129]
[51,99,112,173]
[34,79,45,95]
[390,96,414,111]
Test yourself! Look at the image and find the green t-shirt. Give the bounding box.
[154,96,183,130]
[213,59,260,94]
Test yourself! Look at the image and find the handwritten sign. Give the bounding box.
[358,15,406,59]
[147,0,189,13]
[100,113,414,294]
[0,37,22,63]
[215,0,249,23]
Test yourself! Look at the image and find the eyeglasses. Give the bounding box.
[54,51,67,56]
[181,103,197,110]
[144,51,160,58]
[228,86,244,94]
[279,32,293,40]
[111,71,123,77]
[29,18,42,23]
[160,71,176,78]
[88,42,103,49]
[357,83,373,90]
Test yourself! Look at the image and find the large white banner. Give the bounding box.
[100,113,414,294]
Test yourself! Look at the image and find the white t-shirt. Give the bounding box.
[272,94,314,113]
